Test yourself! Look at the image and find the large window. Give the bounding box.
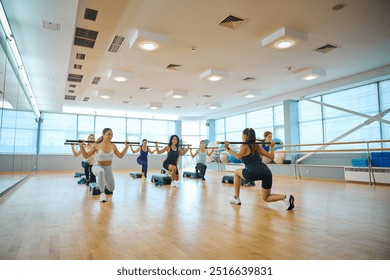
[181,120,207,169]
[298,80,389,150]
[39,113,77,154]
[215,104,284,145]
[39,113,177,154]
[0,110,37,154]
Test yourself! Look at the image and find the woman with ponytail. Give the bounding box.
[224,128,294,210]
[79,128,129,202]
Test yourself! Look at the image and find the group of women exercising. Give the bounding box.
[71,127,294,210]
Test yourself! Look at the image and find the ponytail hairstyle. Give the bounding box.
[96,128,112,143]
[141,139,148,147]
[243,128,261,156]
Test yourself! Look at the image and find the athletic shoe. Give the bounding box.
[284,195,295,210]
[230,196,241,205]
[100,193,107,202]
[171,180,176,187]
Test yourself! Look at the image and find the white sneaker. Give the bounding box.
[100,193,107,202]
[230,196,241,205]
[171,180,176,187]
[284,195,295,210]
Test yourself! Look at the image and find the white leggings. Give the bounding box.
[92,164,115,192]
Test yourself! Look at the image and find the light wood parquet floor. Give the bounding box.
[0,170,389,260]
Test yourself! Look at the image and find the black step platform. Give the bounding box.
[129,172,142,179]
[89,182,113,195]
[221,175,255,186]
[151,174,172,186]
[183,171,202,179]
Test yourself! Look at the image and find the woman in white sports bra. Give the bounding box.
[79,128,129,202]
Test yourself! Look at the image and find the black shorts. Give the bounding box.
[242,162,272,189]
[163,160,179,174]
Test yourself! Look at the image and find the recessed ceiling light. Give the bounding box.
[262,27,308,49]
[294,68,326,80]
[200,69,230,81]
[140,41,157,51]
[95,90,115,99]
[276,40,293,49]
[108,70,132,82]
[129,29,168,51]
[166,90,189,99]
[147,102,162,110]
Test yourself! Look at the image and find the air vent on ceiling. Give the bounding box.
[123,100,132,104]
[76,53,86,60]
[65,95,76,100]
[139,87,151,91]
[108,35,125,53]
[91,77,101,85]
[243,77,256,81]
[43,20,60,31]
[84,8,98,21]
[83,97,89,102]
[74,27,98,48]
[69,84,76,88]
[68,73,83,83]
[202,94,212,98]
[68,90,75,93]
[166,64,182,70]
[73,64,82,70]
[314,43,339,54]
[219,15,246,30]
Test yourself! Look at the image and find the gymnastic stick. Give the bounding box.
[65,139,139,144]
[216,141,281,145]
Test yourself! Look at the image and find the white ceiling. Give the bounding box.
[2,0,390,120]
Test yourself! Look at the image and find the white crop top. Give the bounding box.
[96,149,114,161]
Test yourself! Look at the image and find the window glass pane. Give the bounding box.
[299,96,322,121]
[215,119,224,134]
[225,114,245,132]
[95,116,126,142]
[273,105,284,126]
[299,121,323,147]
[78,115,95,138]
[247,108,273,130]
[323,84,378,118]
[127,118,141,143]
[40,113,78,154]
[380,79,390,147]
[142,119,175,143]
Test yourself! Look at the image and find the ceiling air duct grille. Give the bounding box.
[74,27,98,48]
[65,95,76,100]
[314,43,339,54]
[76,53,86,60]
[243,77,255,81]
[68,73,83,83]
[219,15,246,30]
[166,64,182,70]
[108,35,125,53]
[91,77,101,85]
[83,97,89,102]
[84,8,98,21]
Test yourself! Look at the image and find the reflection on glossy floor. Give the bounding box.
[0,170,389,260]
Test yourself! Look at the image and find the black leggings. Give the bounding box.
[196,163,207,178]
[82,161,96,182]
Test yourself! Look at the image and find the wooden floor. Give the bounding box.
[0,169,389,260]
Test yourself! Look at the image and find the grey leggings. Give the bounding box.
[92,164,115,192]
